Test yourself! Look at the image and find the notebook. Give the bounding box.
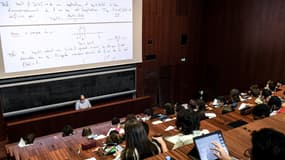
[193,131,229,160]
[165,130,210,150]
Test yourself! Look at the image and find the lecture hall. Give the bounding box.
[0,0,285,160]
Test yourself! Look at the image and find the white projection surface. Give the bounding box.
[0,0,142,79]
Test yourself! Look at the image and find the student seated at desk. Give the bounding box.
[175,103,186,115]
[106,117,125,136]
[249,84,261,98]
[213,128,285,160]
[165,109,209,149]
[268,96,283,116]
[188,99,198,111]
[255,89,272,104]
[265,80,277,92]
[196,99,208,120]
[252,104,270,120]
[188,99,207,120]
[18,133,36,147]
[229,88,240,104]
[120,119,168,160]
[140,108,155,121]
[163,102,175,115]
[75,94,91,110]
[276,81,284,90]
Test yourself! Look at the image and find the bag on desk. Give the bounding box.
[240,106,252,115]
[221,105,234,114]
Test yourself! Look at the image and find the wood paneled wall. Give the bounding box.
[201,0,285,96]
[137,0,205,104]
[139,0,285,101]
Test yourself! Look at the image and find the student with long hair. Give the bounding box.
[166,109,209,149]
[120,119,168,160]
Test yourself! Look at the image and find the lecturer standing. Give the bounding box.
[75,95,91,110]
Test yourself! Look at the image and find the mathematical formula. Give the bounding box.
[0,0,132,25]
[0,23,133,73]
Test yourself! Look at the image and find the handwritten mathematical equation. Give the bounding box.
[0,0,132,25]
[1,23,132,72]
[6,35,130,68]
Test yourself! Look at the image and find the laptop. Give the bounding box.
[192,131,229,160]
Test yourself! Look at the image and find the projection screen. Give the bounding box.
[0,0,142,79]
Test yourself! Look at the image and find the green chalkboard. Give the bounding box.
[0,66,136,116]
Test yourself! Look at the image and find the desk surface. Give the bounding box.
[5,87,285,160]
[6,110,255,160]
[224,113,285,159]
[145,110,254,160]
[5,123,109,160]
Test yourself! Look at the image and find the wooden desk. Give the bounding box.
[6,87,285,160]
[6,96,151,142]
[5,106,254,160]
[145,145,192,160]
[147,113,285,160]
[144,109,254,160]
[224,113,285,159]
[6,120,116,160]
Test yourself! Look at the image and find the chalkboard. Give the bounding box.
[0,66,136,117]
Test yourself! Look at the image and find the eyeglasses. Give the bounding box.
[243,148,252,159]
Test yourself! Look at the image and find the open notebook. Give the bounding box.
[164,129,209,150]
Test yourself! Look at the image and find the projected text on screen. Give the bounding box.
[0,0,135,74]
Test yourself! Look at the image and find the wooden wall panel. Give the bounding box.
[6,96,151,142]
[201,0,285,96]
[139,0,204,105]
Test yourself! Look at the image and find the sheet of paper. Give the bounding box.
[238,103,247,110]
[164,118,172,122]
[205,113,216,119]
[152,120,162,125]
[165,126,175,131]
[94,134,106,140]
[18,138,26,148]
